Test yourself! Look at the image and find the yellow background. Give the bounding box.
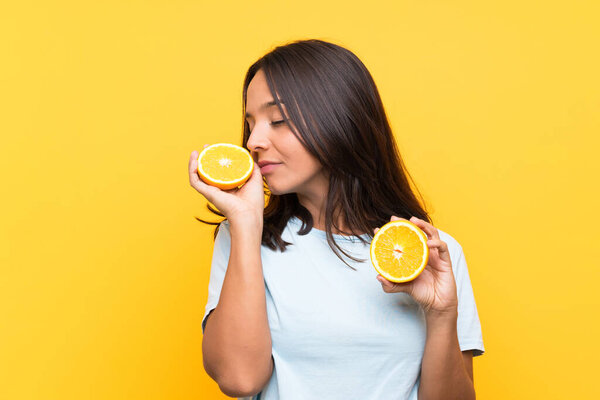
[1,1,599,399]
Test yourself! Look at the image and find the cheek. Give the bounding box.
[301,156,323,175]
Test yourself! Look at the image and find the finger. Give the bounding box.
[410,216,440,240]
[377,215,408,233]
[376,275,396,292]
[191,179,219,204]
[374,227,379,234]
[376,274,412,294]
[248,158,263,181]
[189,151,204,184]
[190,145,209,174]
[189,151,217,197]
[234,159,262,192]
[189,151,199,177]
[426,238,451,263]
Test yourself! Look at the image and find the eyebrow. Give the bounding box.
[245,100,283,118]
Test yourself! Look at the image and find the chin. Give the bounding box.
[267,186,287,196]
[265,182,292,196]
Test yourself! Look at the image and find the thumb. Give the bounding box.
[376,275,412,294]
[249,159,263,180]
[241,159,262,187]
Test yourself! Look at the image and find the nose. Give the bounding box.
[246,121,271,154]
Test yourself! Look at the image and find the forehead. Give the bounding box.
[245,70,285,117]
[248,69,269,93]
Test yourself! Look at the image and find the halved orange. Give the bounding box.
[197,143,254,190]
[370,219,429,283]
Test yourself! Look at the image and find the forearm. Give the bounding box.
[202,217,272,393]
[418,311,475,400]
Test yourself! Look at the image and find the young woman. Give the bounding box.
[188,39,484,400]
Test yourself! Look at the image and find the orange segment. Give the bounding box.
[197,143,254,190]
[370,220,429,283]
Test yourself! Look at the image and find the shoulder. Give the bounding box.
[436,227,463,254]
[217,219,231,234]
[436,227,466,268]
[213,219,232,247]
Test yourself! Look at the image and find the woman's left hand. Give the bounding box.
[374,216,458,316]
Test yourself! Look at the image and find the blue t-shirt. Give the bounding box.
[202,216,484,400]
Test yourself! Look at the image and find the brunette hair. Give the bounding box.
[196,38,432,269]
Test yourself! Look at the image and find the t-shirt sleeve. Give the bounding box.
[444,232,485,357]
[201,220,232,335]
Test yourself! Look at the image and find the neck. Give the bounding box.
[296,192,356,236]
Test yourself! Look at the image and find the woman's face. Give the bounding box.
[245,69,327,197]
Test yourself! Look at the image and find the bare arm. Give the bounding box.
[463,350,474,382]
[418,312,475,400]
[373,217,476,400]
[202,216,273,398]
[188,149,272,398]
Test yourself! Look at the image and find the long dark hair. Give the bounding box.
[196,38,432,269]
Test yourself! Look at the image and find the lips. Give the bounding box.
[258,160,281,168]
[258,161,281,174]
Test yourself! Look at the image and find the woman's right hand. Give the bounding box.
[188,146,265,223]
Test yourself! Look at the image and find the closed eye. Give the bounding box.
[270,120,286,127]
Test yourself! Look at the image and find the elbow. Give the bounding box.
[203,359,269,398]
[202,333,272,397]
[217,376,264,398]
